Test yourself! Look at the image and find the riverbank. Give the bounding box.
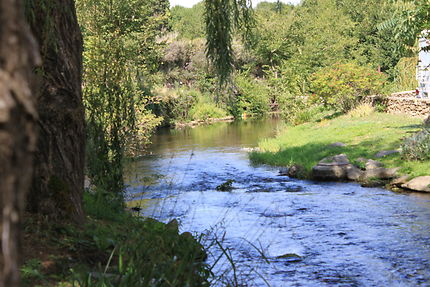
[250,112,430,185]
[21,192,209,286]
[174,115,235,128]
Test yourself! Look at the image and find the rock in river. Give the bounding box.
[364,167,399,180]
[312,154,351,180]
[402,176,430,192]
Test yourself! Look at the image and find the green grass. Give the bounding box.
[21,192,210,287]
[250,113,429,179]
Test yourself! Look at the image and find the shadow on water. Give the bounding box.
[125,118,430,287]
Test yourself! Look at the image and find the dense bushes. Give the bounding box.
[309,63,388,113]
[150,87,229,124]
[151,87,198,124]
[231,73,271,117]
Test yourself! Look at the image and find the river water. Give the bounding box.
[125,119,430,287]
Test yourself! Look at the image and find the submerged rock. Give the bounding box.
[287,164,305,178]
[279,167,289,176]
[402,176,430,192]
[361,180,387,188]
[276,253,303,262]
[216,179,235,191]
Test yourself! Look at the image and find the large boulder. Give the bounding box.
[402,176,430,192]
[312,154,351,180]
[346,165,364,181]
[390,175,409,187]
[364,167,399,180]
[365,159,384,170]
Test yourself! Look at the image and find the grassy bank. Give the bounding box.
[21,192,209,286]
[250,112,429,179]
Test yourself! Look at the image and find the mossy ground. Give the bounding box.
[250,112,429,179]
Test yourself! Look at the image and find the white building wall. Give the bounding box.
[417,31,430,98]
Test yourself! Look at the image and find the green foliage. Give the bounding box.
[285,104,328,126]
[76,0,166,194]
[380,0,430,54]
[21,259,45,285]
[83,191,126,222]
[392,56,418,91]
[231,72,270,117]
[204,0,254,83]
[309,62,388,113]
[152,87,199,124]
[171,3,205,39]
[337,0,400,71]
[284,0,358,77]
[190,103,227,121]
[251,2,295,73]
[161,38,208,86]
[401,127,430,161]
[74,192,211,286]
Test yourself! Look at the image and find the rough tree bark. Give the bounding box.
[0,0,40,286]
[26,0,85,222]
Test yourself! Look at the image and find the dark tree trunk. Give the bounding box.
[0,0,40,285]
[26,0,85,222]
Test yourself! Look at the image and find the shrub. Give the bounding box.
[231,73,271,117]
[401,127,430,161]
[346,103,375,118]
[152,87,198,124]
[309,62,388,113]
[392,56,418,92]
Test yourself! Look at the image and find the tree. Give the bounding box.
[251,2,295,76]
[0,0,40,285]
[0,0,251,285]
[24,0,86,223]
[76,0,168,195]
[171,3,205,39]
[381,0,430,53]
[204,0,254,83]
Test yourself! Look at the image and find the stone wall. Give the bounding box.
[370,91,430,118]
[385,97,430,118]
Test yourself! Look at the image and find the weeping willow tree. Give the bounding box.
[76,0,168,196]
[77,0,254,197]
[204,0,254,84]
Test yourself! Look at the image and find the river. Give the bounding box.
[125,118,430,287]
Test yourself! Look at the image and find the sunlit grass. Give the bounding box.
[250,113,429,178]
